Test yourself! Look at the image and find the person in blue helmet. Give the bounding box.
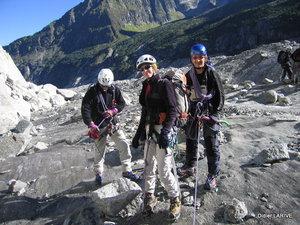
[177,43,225,190]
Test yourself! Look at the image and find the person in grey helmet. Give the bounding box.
[81,68,140,186]
[177,43,225,191]
[135,54,181,220]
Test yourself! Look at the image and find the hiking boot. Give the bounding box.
[95,174,102,187]
[143,192,158,215]
[169,196,181,221]
[122,171,141,182]
[204,174,217,190]
[177,164,195,177]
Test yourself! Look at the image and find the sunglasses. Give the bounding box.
[192,55,206,60]
[139,64,152,71]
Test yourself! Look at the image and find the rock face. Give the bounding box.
[0,46,26,86]
[0,46,31,134]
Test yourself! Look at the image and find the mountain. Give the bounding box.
[4,0,300,87]
[0,40,299,224]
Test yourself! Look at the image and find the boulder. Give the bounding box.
[33,142,49,151]
[57,89,77,100]
[260,90,277,104]
[0,128,32,158]
[278,94,292,105]
[224,198,248,223]
[91,178,142,217]
[42,84,57,96]
[51,94,66,107]
[263,78,274,84]
[252,143,290,165]
[37,89,51,101]
[8,179,28,195]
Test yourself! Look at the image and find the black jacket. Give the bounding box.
[81,83,125,127]
[186,65,224,118]
[139,74,177,131]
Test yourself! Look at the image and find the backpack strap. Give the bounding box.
[111,84,117,106]
[97,90,108,111]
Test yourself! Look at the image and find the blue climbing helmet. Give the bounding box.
[191,43,207,56]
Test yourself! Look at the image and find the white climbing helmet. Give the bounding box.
[98,68,114,86]
[136,54,157,69]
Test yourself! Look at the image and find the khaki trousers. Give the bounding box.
[144,125,180,198]
[94,129,132,175]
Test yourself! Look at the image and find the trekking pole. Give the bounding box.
[192,102,203,225]
[171,152,181,197]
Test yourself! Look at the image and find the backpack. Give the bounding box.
[292,48,300,62]
[277,50,289,64]
[157,68,189,127]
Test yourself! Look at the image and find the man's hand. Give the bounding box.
[198,93,213,102]
[158,129,170,149]
[198,115,217,124]
[88,122,100,139]
[103,108,118,118]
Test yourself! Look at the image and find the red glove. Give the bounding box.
[103,108,118,118]
[88,122,100,139]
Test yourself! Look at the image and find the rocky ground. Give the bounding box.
[0,41,299,225]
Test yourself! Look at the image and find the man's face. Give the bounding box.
[100,84,109,91]
[140,64,154,79]
[191,54,207,68]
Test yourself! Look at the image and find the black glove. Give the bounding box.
[158,129,170,149]
[132,135,140,148]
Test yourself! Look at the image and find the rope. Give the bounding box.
[96,116,111,130]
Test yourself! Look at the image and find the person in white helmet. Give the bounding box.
[81,68,140,186]
[135,54,181,220]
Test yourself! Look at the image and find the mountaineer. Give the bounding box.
[177,43,225,191]
[81,68,140,186]
[277,47,293,83]
[135,54,181,220]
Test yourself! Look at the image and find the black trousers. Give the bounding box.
[281,64,293,80]
[185,122,221,176]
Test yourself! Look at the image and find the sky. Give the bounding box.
[0,0,84,46]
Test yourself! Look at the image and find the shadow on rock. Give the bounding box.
[105,147,143,167]
[124,209,173,225]
[0,188,94,224]
[0,196,39,223]
[58,180,100,196]
[294,122,300,131]
[214,206,225,223]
